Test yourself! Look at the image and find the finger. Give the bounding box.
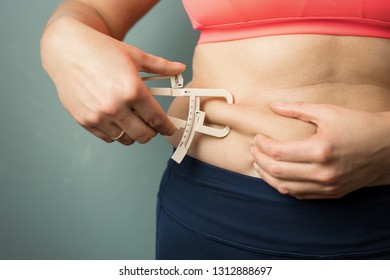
[128,46,186,76]
[251,146,323,182]
[253,163,290,195]
[107,126,135,146]
[253,163,338,199]
[77,106,137,145]
[270,102,323,124]
[115,107,158,144]
[77,78,173,142]
[90,121,135,145]
[254,134,332,163]
[131,85,177,136]
[115,133,135,146]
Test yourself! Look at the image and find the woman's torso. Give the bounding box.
[167,34,390,176]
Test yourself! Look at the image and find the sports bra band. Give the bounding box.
[182,0,390,43]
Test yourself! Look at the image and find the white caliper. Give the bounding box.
[143,74,233,163]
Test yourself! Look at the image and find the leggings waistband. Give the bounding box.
[158,156,390,258]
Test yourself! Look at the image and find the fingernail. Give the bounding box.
[253,162,260,171]
[173,62,186,67]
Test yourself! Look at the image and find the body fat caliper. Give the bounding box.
[142,74,234,163]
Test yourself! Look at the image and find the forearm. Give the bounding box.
[40,2,108,81]
[40,0,183,146]
[44,1,113,40]
[43,0,159,40]
[41,0,159,78]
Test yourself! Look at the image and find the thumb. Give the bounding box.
[270,101,321,124]
[133,49,186,76]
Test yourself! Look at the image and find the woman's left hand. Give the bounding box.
[251,102,390,199]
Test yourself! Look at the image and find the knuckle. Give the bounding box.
[148,113,167,129]
[322,185,342,198]
[317,168,338,184]
[98,84,143,116]
[279,187,290,195]
[137,137,151,144]
[268,164,283,178]
[78,112,103,127]
[103,137,114,143]
[314,141,333,163]
[291,101,306,118]
[109,76,144,103]
[137,133,157,144]
[323,185,336,194]
[268,147,284,160]
[121,138,135,146]
[117,82,141,102]
[99,101,121,117]
[136,49,148,62]
[125,83,144,103]
[276,182,289,195]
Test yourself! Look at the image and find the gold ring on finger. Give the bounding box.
[111,130,126,141]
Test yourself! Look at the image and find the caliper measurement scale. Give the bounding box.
[142,74,234,163]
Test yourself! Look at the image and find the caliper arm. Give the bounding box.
[142,74,234,163]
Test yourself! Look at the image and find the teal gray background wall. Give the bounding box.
[0,1,198,259]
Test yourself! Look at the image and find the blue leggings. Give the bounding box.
[156,156,390,259]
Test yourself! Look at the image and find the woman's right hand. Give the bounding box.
[41,16,185,145]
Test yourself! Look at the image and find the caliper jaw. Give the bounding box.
[143,74,233,163]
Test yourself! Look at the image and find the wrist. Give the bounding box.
[41,13,115,79]
[41,16,83,78]
[43,1,112,37]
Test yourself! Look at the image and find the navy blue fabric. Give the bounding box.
[156,156,390,260]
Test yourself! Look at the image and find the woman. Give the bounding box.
[41,0,390,259]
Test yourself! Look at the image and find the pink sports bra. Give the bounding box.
[182,0,390,44]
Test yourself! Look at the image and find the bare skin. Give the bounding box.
[41,0,183,145]
[168,35,390,199]
[41,0,390,199]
